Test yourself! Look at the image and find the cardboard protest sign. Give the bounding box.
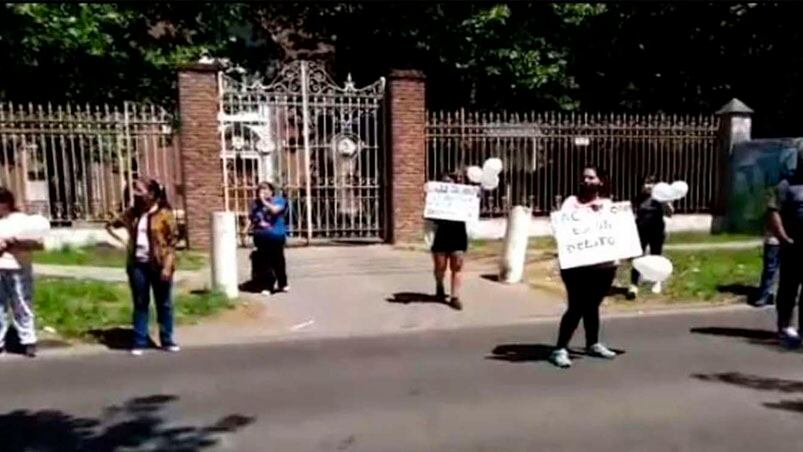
[424,182,480,222]
[550,201,643,269]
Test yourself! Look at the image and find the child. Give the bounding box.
[0,187,44,357]
[628,176,673,299]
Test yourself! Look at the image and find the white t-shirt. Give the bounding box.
[135,213,150,262]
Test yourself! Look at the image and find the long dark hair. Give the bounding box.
[134,178,170,214]
[0,187,19,213]
[581,164,611,199]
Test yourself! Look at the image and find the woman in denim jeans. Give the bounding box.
[106,179,179,356]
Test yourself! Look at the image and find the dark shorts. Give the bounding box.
[431,221,468,254]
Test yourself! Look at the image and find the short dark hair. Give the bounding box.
[0,187,18,212]
[641,175,658,186]
[258,181,276,193]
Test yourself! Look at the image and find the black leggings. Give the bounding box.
[631,223,665,285]
[557,266,617,349]
[252,237,287,291]
[777,244,803,330]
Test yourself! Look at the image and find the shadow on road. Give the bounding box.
[0,394,255,452]
[488,344,556,363]
[386,292,449,306]
[693,372,803,415]
[689,327,785,350]
[488,343,627,363]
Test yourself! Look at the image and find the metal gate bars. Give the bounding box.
[218,61,387,245]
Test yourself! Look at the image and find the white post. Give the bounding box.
[499,205,531,284]
[210,211,239,299]
[300,61,314,244]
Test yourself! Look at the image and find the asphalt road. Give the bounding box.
[2,307,802,452]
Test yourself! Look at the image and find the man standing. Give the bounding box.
[768,153,803,346]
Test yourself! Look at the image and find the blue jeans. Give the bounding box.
[128,262,175,349]
[757,243,781,304]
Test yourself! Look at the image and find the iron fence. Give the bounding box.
[427,110,720,216]
[219,61,387,245]
[0,102,182,227]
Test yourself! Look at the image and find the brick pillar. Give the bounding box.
[177,63,224,250]
[388,69,426,244]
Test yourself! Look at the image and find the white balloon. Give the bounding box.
[633,255,674,283]
[0,213,50,240]
[481,173,500,190]
[483,158,503,175]
[651,182,675,202]
[670,180,689,200]
[466,166,483,183]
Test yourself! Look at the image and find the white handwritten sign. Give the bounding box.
[550,201,643,269]
[424,182,480,222]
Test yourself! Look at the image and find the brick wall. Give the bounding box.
[177,64,223,250]
[388,70,426,244]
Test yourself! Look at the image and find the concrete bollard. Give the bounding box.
[210,212,239,299]
[499,205,531,284]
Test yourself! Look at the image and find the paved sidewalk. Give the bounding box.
[240,245,567,340]
[31,241,757,351]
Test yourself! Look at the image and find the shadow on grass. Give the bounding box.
[87,328,157,351]
[717,283,757,301]
[693,371,803,415]
[0,394,255,451]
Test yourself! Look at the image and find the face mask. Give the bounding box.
[133,194,146,209]
[580,182,600,196]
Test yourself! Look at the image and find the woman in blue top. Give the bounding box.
[250,181,289,293]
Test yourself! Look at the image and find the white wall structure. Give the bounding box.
[210,212,239,299]
[499,206,531,284]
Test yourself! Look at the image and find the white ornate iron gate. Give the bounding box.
[218,61,387,245]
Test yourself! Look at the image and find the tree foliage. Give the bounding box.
[1,2,802,135]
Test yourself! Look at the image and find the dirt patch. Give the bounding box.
[202,297,272,327]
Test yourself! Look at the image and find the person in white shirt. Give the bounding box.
[0,187,44,357]
[549,165,619,369]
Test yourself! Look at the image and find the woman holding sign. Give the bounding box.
[430,172,468,311]
[550,165,619,369]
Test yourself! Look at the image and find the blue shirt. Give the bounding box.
[250,196,287,241]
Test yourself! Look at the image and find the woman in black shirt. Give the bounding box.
[431,172,468,310]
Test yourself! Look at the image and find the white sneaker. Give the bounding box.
[626,285,639,300]
[549,348,572,368]
[781,327,800,340]
[587,343,617,359]
[651,282,663,295]
[164,345,181,353]
[130,349,144,357]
